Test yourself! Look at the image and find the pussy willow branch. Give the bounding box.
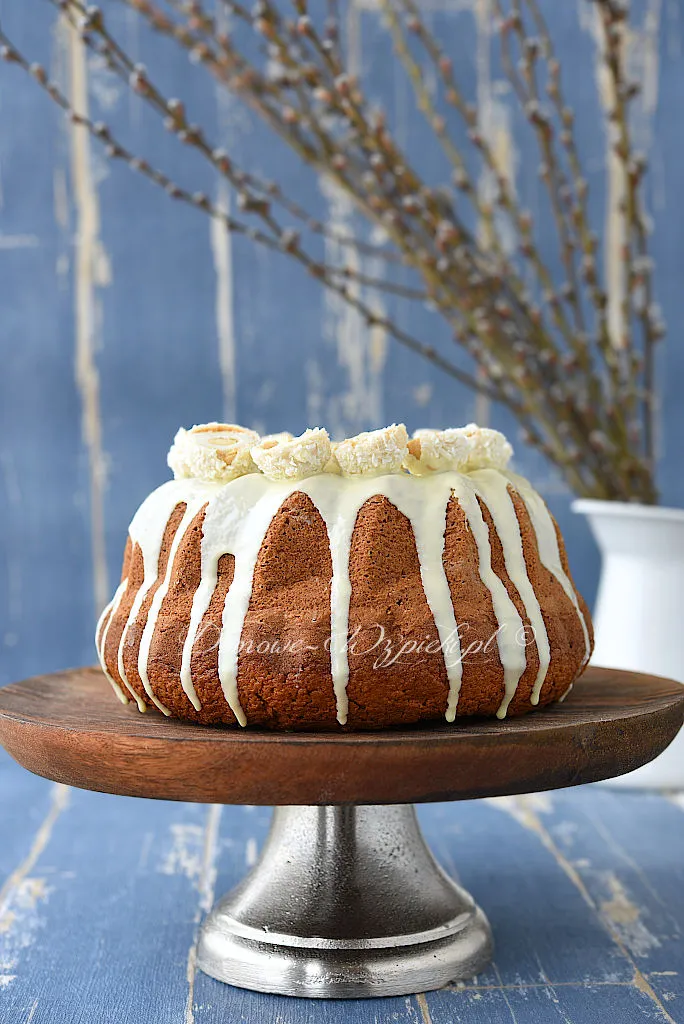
[514,0,655,491]
[380,1,513,288]
[53,0,405,268]
[122,0,615,494]
[379,0,608,477]
[492,2,627,483]
[518,0,622,407]
[380,0,657,499]
[0,24,510,412]
[0,0,662,502]
[498,1,587,336]
[54,0,465,319]
[391,0,584,357]
[381,0,648,496]
[69,2,658,493]
[385,0,648,501]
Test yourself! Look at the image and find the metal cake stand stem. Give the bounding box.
[197,803,492,998]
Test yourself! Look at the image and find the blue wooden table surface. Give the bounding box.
[0,749,682,1024]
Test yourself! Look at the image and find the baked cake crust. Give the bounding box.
[96,425,593,730]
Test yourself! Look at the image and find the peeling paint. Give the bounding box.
[0,785,69,978]
[23,1000,39,1024]
[211,180,237,423]
[448,978,636,993]
[473,0,517,429]
[160,823,205,884]
[413,383,433,408]
[61,14,111,615]
[415,991,433,1024]
[321,179,388,436]
[245,836,258,867]
[493,962,522,1023]
[0,878,49,936]
[583,0,662,352]
[488,791,553,817]
[53,167,69,231]
[473,0,517,254]
[0,785,69,916]
[320,0,388,438]
[584,803,676,926]
[600,873,661,957]
[670,793,684,813]
[184,805,222,1024]
[489,794,677,1024]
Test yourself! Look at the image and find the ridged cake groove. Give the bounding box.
[505,470,591,664]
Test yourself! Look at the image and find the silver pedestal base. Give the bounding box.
[197,804,493,999]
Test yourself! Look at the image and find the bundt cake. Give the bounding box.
[96,422,593,730]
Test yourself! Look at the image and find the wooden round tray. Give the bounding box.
[0,666,682,805]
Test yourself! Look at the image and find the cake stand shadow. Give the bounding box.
[0,666,682,999]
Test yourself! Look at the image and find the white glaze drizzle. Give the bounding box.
[179,477,302,724]
[470,469,551,706]
[116,480,210,712]
[216,480,296,725]
[178,490,236,713]
[300,474,466,725]
[103,469,562,725]
[95,583,129,704]
[505,471,591,663]
[136,491,211,715]
[180,473,466,726]
[448,477,527,719]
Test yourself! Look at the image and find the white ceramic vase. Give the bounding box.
[572,499,684,788]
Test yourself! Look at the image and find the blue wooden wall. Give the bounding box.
[0,0,682,688]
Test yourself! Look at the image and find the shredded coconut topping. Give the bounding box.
[167,423,259,483]
[404,428,474,476]
[458,424,513,471]
[251,427,332,481]
[166,421,513,482]
[334,424,409,478]
[405,425,512,475]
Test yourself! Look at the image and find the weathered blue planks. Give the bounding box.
[426,979,677,1024]
[1,742,683,1024]
[1,1,684,693]
[1,3,684,1019]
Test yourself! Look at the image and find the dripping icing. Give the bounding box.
[136,493,210,716]
[505,471,591,663]
[116,481,212,712]
[448,478,527,719]
[103,468,584,725]
[182,471,525,725]
[96,584,129,704]
[470,469,551,706]
[181,473,470,726]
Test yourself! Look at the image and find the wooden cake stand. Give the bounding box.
[0,666,682,1000]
